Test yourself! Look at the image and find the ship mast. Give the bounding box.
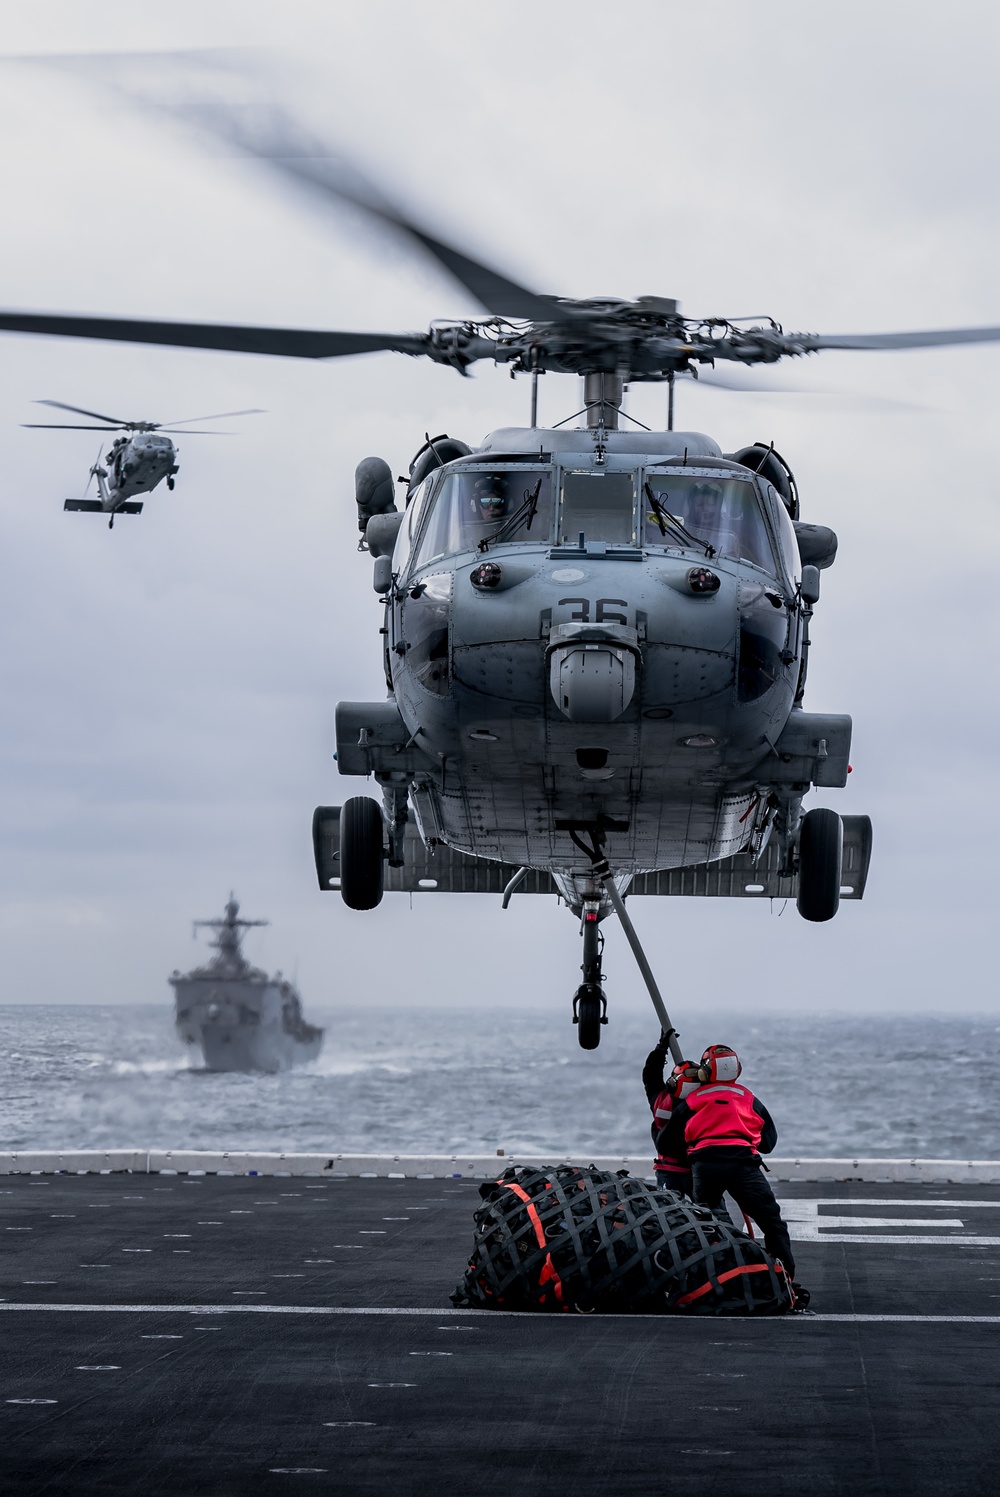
[193,895,268,962]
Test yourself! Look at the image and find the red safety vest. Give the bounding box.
[683,1083,764,1155]
[650,1088,691,1176]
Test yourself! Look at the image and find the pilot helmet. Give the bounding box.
[689,480,723,505]
[473,474,507,516]
[699,1044,742,1083]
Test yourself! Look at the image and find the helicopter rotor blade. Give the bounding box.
[677,371,820,394]
[675,370,932,412]
[35,397,131,424]
[24,421,237,433]
[178,104,564,323]
[0,312,430,361]
[157,407,265,426]
[18,55,569,325]
[798,325,1000,353]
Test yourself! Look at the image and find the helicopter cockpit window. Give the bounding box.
[764,481,801,585]
[393,476,433,577]
[643,472,776,573]
[559,472,636,546]
[411,469,553,570]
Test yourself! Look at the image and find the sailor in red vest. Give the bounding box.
[642,1032,699,1196]
[658,1043,797,1279]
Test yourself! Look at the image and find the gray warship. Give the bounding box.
[169,896,323,1072]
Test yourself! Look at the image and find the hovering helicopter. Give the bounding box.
[23,399,262,528]
[5,122,1000,1048]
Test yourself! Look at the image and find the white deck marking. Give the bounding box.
[792,1216,965,1228]
[800,1236,1000,1245]
[3,1304,1000,1324]
[785,1200,1000,1208]
[805,1315,1000,1323]
[783,1198,1000,1244]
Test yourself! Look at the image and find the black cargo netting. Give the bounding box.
[451,1164,795,1316]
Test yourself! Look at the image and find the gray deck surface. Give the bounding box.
[2,1174,999,1495]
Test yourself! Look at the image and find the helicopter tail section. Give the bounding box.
[64,500,143,514]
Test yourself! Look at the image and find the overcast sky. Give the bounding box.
[1,0,999,1026]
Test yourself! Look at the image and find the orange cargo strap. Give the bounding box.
[675,1262,771,1306]
[501,1181,565,1304]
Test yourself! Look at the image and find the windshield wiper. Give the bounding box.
[643,481,716,558]
[477,478,542,553]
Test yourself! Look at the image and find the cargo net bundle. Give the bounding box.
[452,1164,796,1316]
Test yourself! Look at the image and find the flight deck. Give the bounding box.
[2,1170,999,1495]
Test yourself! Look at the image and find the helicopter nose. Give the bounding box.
[549,641,637,723]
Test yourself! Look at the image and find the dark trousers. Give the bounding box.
[691,1155,795,1279]
[655,1168,692,1198]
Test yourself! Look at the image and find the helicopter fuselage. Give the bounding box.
[101,432,178,505]
[339,426,850,908]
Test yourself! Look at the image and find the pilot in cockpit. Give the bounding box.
[108,436,128,487]
[472,474,508,525]
[686,481,726,544]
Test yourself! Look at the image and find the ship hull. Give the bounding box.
[172,977,323,1074]
[193,1020,323,1073]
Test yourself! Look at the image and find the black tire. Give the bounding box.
[576,987,604,1050]
[796,808,843,922]
[339,797,384,910]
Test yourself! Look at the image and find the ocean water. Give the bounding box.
[1,1005,998,1160]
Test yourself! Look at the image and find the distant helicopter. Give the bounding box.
[5,115,1000,1047]
[23,400,262,528]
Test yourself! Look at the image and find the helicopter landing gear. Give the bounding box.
[562,822,684,1064]
[572,903,608,1050]
[796,807,843,922]
[339,796,385,910]
[166,475,175,490]
[573,983,607,1050]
